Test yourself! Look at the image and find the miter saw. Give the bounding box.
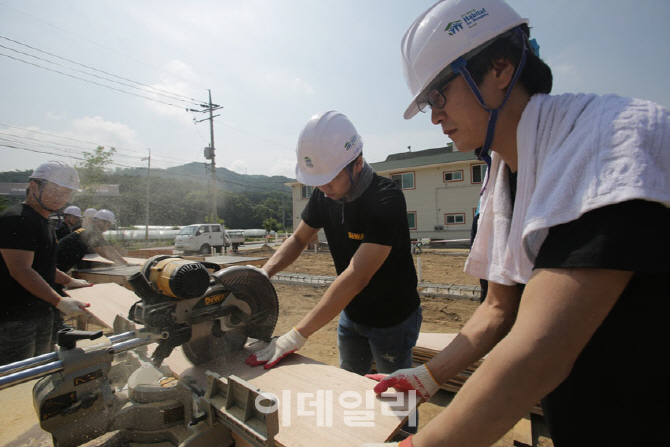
[0,256,280,447]
[127,255,279,366]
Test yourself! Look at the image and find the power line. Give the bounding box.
[0,50,194,110]
[0,142,291,197]
[0,122,197,166]
[0,36,203,106]
[0,35,203,104]
[0,1,195,86]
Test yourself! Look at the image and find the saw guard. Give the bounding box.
[181,266,279,365]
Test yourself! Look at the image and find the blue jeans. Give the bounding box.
[0,313,54,365]
[338,306,422,375]
[338,306,422,433]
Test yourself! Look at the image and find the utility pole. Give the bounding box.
[142,149,151,240]
[281,181,285,233]
[190,90,222,223]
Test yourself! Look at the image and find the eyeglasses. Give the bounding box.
[418,73,459,113]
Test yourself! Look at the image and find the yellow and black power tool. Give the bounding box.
[127,255,279,366]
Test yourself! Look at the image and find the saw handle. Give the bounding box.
[57,328,103,350]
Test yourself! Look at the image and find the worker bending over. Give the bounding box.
[247,111,422,388]
[57,208,128,272]
[365,1,670,446]
[55,205,82,241]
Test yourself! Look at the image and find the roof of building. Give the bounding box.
[286,145,481,186]
[369,145,478,173]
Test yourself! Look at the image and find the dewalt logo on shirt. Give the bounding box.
[348,232,364,241]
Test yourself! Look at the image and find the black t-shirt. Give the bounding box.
[301,174,420,327]
[57,226,108,272]
[534,200,670,446]
[0,204,57,321]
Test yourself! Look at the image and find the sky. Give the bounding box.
[1,0,669,179]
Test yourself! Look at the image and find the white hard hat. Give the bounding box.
[94,209,115,224]
[295,111,363,186]
[63,206,82,217]
[83,208,97,218]
[401,0,528,119]
[30,161,81,191]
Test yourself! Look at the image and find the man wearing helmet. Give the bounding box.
[247,111,422,396]
[0,161,91,363]
[82,207,97,228]
[366,1,670,446]
[57,208,128,273]
[55,205,83,241]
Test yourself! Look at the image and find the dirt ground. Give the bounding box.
[264,247,554,447]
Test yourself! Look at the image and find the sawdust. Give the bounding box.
[271,248,554,447]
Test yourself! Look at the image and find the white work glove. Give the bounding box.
[246,264,270,279]
[56,297,90,317]
[64,278,93,290]
[245,327,307,369]
[362,436,414,447]
[366,364,440,400]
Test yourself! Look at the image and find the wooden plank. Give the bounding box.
[72,264,142,289]
[184,254,268,268]
[513,413,533,447]
[415,332,459,352]
[81,253,147,267]
[412,333,544,417]
[67,282,138,328]
[67,284,420,447]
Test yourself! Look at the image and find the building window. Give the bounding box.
[443,170,464,182]
[407,211,417,230]
[444,213,465,225]
[301,185,313,199]
[391,172,415,190]
[472,164,487,184]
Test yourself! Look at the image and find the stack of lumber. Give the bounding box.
[412,333,543,416]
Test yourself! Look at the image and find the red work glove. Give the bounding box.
[367,364,440,400]
[245,327,307,369]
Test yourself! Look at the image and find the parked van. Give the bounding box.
[174,224,233,255]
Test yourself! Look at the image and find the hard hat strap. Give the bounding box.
[32,181,63,213]
[450,26,528,195]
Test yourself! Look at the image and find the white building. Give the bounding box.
[288,145,486,245]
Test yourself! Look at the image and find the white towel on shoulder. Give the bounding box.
[465,93,670,285]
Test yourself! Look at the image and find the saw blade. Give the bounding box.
[182,321,248,365]
[181,265,279,365]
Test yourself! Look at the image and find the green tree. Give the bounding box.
[77,146,117,192]
[262,217,278,234]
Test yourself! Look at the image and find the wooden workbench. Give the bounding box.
[65,284,418,447]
